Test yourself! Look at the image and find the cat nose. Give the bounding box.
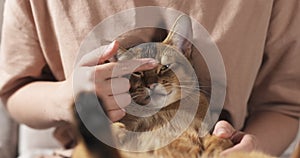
[148,83,158,90]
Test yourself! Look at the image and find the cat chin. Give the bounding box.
[146,98,169,109]
[149,99,180,109]
[148,90,180,108]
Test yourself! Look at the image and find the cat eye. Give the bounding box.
[132,71,143,77]
[160,64,171,73]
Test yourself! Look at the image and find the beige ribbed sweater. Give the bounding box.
[0,0,299,131]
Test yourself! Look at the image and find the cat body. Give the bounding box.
[72,15,290,158]
[111,40,232,157]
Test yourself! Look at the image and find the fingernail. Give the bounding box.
[216,128,227,136]
[146,59,158,67]
[100,41,118,63]
[105,41,116,52]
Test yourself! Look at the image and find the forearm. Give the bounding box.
[5,80,74,129]
[244,111,299,156]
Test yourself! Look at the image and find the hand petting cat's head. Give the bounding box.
[117,15,198,109]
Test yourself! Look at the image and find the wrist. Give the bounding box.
[53,80,75,126]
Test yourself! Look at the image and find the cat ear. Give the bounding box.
[163,15,193,58]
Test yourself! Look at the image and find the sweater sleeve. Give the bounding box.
[248,0,300,119]
[0,0,48,101]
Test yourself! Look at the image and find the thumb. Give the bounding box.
[98,40,119,64]
[213,120,236,138]
[78,41,120,66]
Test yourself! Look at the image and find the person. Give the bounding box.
[0,0,299,157]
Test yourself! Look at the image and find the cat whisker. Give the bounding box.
[131,92,144,98]
[178,85,211,91]
[179,81,211,87]
[178,81,200,83]
[131,89,146,93]
[180,88,204,94]
[131,94,146,99]
[178,80,203,83]
[174,85,210,96]
[183,89,210,96]
[180,92,201,103]
[174,85,203,90]
[179,85,209,89]
[179,83,210,88]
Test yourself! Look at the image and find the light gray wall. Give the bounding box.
[0,0,4,37]
[0,1,19,158]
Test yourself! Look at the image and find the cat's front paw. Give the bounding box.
[111,122,126,145]
[201,135,233,157]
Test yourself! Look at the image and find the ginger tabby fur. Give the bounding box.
[72,15,298,158]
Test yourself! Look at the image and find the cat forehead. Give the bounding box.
[118,42,186,62]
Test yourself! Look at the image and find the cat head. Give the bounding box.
[117,15,197,109]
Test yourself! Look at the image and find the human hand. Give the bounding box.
[213,120,257,156]
[72,41,157,122]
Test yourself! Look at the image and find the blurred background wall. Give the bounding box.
[0,1,60,158]
[0,0,3,34]
[0,1,19,157]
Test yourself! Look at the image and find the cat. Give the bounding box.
[71,15,295,158]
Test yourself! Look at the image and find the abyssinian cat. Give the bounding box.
[72,15,298,158]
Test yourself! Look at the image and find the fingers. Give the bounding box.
[79,41,119,66]
[101,93,132,111]
[95,58,157,79]
[107,109,126,122]
[213,121,257,157]
[96,77,130,96]
[113,58,158,76]
[111,78,130,95]
[101,93,131,122]
[220,134,257,157]
[98,41,119,64]
[213,120,236,138]
[76,41,158,122]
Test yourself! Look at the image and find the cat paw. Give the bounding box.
[113,122,126,129]
[111,122,126,145]
[201,135,233,157]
